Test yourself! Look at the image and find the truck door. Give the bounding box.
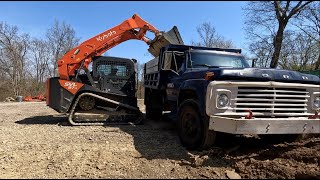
[163,51,185,102]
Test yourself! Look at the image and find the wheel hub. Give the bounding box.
[183,113,197,137]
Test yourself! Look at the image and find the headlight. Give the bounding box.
[314,97,320,108]
[217,94,229,108]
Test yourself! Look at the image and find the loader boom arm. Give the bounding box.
[57,14,160,80]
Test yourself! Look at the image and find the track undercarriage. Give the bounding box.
[68,92,144,126]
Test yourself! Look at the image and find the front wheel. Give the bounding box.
[177,99,216,150]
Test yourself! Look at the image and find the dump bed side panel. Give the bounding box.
[145,57,159,74]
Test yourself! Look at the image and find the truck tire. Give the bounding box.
[177,99,216,150]
[146,106,162,120]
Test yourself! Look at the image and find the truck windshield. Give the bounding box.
[188,51,250,69]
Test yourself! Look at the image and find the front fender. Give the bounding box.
[178,79,209,115]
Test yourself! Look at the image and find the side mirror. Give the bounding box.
[131,58,137,63]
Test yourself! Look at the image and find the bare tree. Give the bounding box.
[46,19,80,77]
[296,2,320,42]
[191,22,234,48]
[136,62,145,99]
[278,31,317,70]
[0,20,80,100]
[244,1,313,68]
[294,2,320,70]
[0,22,29,96]
[29,38,51,93]
[248,39,274,68]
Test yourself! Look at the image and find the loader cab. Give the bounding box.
[92,56,137,97]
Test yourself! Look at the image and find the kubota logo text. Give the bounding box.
[64,82,77,90]
[96,31,116,41]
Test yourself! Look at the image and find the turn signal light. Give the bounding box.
[204,72,215,81]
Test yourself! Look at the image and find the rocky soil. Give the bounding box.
[0,101,319,179]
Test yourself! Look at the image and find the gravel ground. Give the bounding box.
[0,101,319,179]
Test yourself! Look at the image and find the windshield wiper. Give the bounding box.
[193,64,231,68]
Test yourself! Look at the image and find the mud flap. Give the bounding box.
[148,26,184,57]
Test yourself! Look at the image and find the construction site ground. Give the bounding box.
[0,101,319,179]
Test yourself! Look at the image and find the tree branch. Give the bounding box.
[288,1,312,18]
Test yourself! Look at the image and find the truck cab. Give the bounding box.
[144,44,320,150]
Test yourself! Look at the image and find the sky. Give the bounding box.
[0,1,250,64]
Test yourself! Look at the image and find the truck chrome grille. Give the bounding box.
[235,87,309,114]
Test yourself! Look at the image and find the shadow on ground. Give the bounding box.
[117,113,236,168]
[15,115,69,125]
[15,113,234,168]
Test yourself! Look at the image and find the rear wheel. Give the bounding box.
[177,99,216,150]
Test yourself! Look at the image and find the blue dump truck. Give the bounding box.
[144,43,320,150]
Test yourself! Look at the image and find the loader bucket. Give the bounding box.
[148,26,184,57]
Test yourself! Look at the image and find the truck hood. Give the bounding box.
[182,68,320,85]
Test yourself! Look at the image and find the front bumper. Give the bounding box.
[208,116,320,134]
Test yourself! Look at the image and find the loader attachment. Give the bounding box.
[148,26,184,57]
